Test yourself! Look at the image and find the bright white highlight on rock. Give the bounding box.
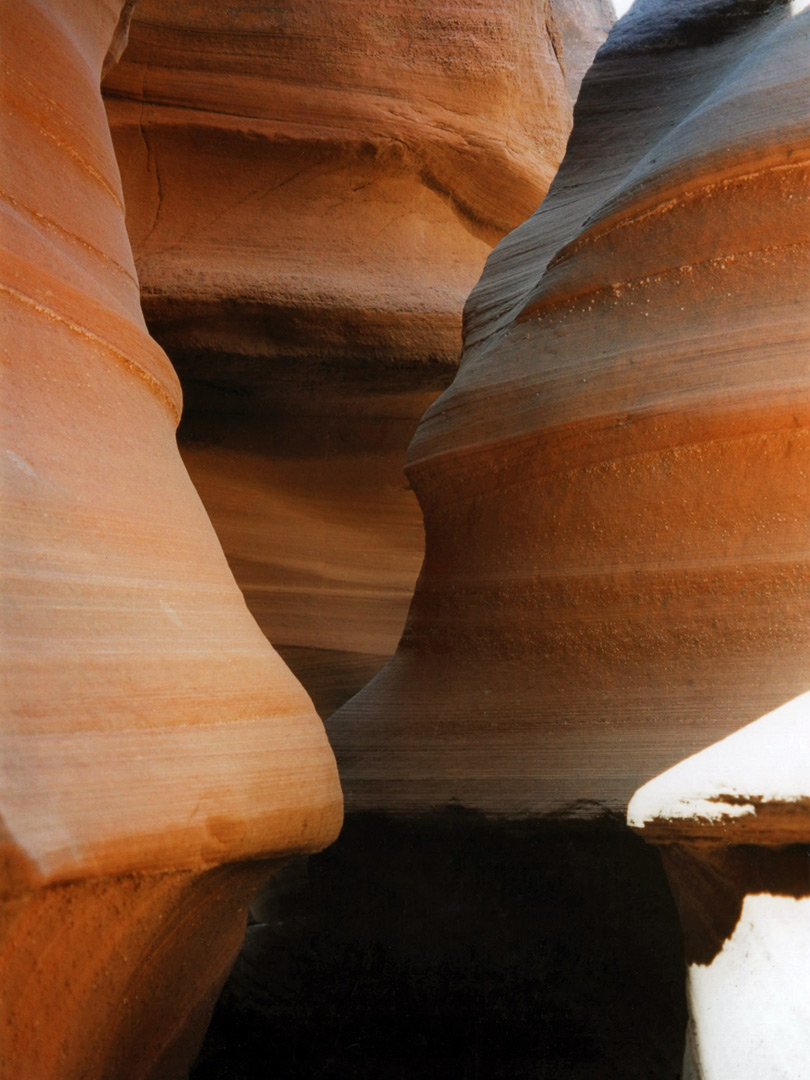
[5,449,36,477]
[627,691,810,830]
[686,895,810,1079]
[615,1,810,23]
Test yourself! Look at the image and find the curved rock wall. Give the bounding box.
[0,2,341,1076]
[176,405,431,719]
[103,0,599,357]
[328,0,810,814]
[266,7,808,1075]
[102,0,612,715]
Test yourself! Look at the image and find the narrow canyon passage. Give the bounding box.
[102,0,610,716]
[114,1,807,1077]
[174,378,433,719]
[192,810,685,1080]
[184,1,808,1076]
[4,0,807,1077]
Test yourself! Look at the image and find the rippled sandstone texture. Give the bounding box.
[254,6,808,1075]
[0,2,342,1077]
[102,0,613,716]
[329,0,810,814]
[190,5,808,1078]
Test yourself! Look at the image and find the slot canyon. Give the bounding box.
[2,1,808,1078]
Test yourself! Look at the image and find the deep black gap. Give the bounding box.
[192,807,686,1080]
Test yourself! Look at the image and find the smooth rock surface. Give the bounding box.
[328,0,810,814]
[102,0,612,714]
[177,402,431,718]
[1,860,279,1080]
[680,891,810,1080]
[0,1,341,1075]
[103,0,602,362]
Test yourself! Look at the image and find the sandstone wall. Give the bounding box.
[102,0,612,715]
[0,3,341,1076]
[329,0,810,814]
[264,5,809,1077]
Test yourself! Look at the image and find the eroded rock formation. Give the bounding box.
[102,0,612,715]
[235,5,809,1076]
[629,694,810,1079]
[0,3,341,1077]
[329,0,810,814]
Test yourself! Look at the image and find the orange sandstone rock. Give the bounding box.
[102,0,612,715]
[177,403,432,719]
[328,0,810,815]
[0,2,341,1076]
[103,0,597,355]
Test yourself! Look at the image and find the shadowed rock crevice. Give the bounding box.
[659,842,810,966]
[173,403,429,717]
[192,809,686,1080]
[169,352,460,409]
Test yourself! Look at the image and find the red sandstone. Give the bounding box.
[328,0,810,815]
[0,2,341,1076]
[102,0,612,714]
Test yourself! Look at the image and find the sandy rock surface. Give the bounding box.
[102,0,612,715]
[103,0,595,361]
[328,0,810,814]
[1,1,341,1075]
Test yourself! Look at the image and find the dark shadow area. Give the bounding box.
[274,646,390,722]
[165,349,458,416]
[660,842,810,966]
[191,807,686,1079]
[606,0,785,55]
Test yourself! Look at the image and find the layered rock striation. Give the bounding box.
[103,0,608,368]
[102,0,612,715]
[270,7,810,1075]
[329,0,810,814]
[0,2,341,1077]
[188,5,808,1078]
